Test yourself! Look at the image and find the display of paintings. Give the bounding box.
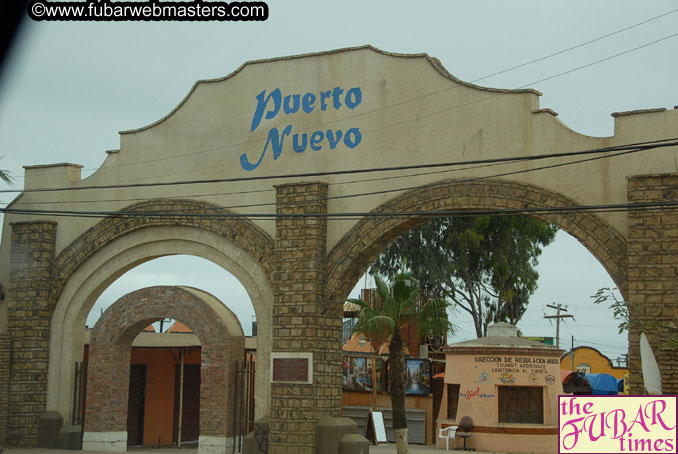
[342,356,430,395]
[342,356,374,392]
[405,358,431,396]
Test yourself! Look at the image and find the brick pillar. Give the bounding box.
[0,333,10,444]
[7,221,57,445]
[627,174,678,394]
[200,344,230,437]
[83,342,130,434]
[269,182,342,454]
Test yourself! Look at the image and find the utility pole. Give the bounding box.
[544,303,574,349]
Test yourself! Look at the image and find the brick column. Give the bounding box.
[0,333,10,444]
[83,343,130,434]
[7,221,57,445]
[627,174,678,394]
[269,182,342,454]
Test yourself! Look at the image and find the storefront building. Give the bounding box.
[438,323,563,453]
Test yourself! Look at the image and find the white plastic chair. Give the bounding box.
[438,425,458,450]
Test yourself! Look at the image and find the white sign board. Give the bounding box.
[365,410,388,445]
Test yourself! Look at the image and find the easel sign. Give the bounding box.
[364,410,388,445]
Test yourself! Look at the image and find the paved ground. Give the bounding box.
[369,445,497,453]
[4,446,501,454]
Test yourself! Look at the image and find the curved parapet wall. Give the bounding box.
[2,46,676,258]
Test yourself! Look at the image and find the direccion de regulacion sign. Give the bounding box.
[240,86,363,171]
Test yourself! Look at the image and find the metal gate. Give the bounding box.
[72,361,87,426]
[232,355,256,453]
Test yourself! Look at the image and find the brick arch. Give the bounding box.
[50,198,275,310]
[83,286,244,452]
[324,178,628,304]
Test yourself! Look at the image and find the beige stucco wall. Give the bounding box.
[1,45,678,430]
[3,47,678,255]
[439,350,563,453]
[442,352,564,423]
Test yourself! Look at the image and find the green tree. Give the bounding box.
[350,273,453,454]
[371,216,557,337]
[593,287,678,350]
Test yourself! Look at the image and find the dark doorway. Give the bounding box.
[127,364,147,446]
[431,376,444,442]
[173,364,201,443]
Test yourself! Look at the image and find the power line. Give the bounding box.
[3,140,661,209]
[516,32,678,90]
[471,8,678,84]
[325,143,657,205]
[0,159,524,207]
[3,187,276,207]
[2,138,675,195]
[578,339,629,350]
[3,199,678,221]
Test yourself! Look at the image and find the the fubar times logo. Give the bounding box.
[559,396,677,453]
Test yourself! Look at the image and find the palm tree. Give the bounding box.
[350,273,454,454]
[0,156,12,184]
[0,170,11,184]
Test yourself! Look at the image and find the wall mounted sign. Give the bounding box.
[474,355,560,378]
[241,86,364,171]
[271,352,313,384]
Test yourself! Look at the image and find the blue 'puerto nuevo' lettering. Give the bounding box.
[240,86,363,171]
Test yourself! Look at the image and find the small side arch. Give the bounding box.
[83,286,244,453]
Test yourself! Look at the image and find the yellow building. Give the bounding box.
[560,346,628,379]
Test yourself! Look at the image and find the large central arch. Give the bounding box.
[46,200,275,427]
[324,178,629,305]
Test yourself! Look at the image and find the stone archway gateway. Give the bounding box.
[1,46,677,453]
[83,286,244,453]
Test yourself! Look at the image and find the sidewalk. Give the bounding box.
[4,446,501,454]
[369,445,498,454]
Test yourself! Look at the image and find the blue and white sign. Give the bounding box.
[240,86,363,171]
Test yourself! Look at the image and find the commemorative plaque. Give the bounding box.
[273,358,308,381]
[270,352,313,384]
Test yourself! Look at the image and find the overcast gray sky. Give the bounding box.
[1,0,677,361]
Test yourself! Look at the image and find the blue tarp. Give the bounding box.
[585,373,619,395]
